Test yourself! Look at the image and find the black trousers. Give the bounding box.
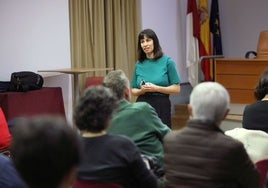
[136,94,171,128]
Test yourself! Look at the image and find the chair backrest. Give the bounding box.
[85,76,103,88]
[256,30,268,59]
[73,179,123,188]
[255,158,268,188]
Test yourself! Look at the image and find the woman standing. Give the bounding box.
[131,28,181,128]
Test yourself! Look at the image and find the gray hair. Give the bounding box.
[103,69,130,100]
[189,82,230,122]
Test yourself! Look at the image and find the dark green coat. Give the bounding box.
[107,99,171,166]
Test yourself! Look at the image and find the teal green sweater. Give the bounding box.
[131,54,181,89]
[107,99,171,166]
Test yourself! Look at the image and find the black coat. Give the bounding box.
[243,101,268,133]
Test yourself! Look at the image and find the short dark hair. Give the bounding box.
[137,28,163,62]
[74,86,118,132]
[10,115,80,188]
[254,68,268,100]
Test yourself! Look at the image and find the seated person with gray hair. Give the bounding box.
[103,69,171,176]
[74,85,157,188]
[163,82,259,188]
[10,115,81,188]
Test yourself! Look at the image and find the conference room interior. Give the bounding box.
[0,0,268,128]
[1,1,268,187]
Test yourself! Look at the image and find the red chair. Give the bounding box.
[255,158,268,188]
[85,76,103,88]
[73,179,123,188]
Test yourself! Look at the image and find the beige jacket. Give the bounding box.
[225,128,268,163]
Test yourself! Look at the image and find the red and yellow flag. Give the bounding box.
[198,0,211,81]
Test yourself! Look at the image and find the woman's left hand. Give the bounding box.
[141,82,158,93]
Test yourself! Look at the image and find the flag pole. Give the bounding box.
[198,55,224,83]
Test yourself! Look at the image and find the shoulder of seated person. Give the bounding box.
[108,134,137,146]
[132,101,151,108]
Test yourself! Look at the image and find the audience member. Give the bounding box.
[225,128,268,163]
[243,68,268,133]
[74,86,157,188]
[0,107,11,155]
[10,115,81,188]
[0,153,26,188]
[163,82,259,188]
[103,69,170,169]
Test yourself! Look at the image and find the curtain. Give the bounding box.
[69,0,141,92]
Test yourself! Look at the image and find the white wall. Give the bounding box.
[219,0,268,58]
[1,0,268,119]
[141,0,188,83]
[141,0,268,82]
[0,0,72,122]
[0,0,71,79]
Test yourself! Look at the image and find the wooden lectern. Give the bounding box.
[214,58,268,104]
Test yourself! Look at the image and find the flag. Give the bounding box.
[186,0,200,87]
[210,0,223,55]
[198,0,211,81]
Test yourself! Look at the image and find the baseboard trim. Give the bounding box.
[225,114,243,122]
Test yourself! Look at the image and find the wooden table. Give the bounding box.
[38,68,114,103]
[214,58,268,103]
